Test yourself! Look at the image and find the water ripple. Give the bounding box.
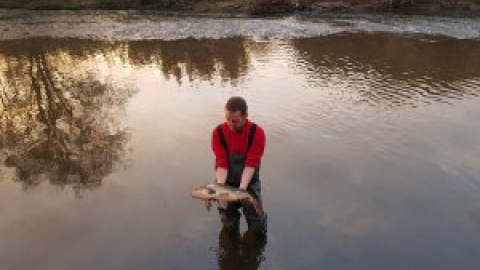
[0,10,479,40]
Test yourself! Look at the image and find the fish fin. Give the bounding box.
[204,200,212,212]
[218,199,228,210]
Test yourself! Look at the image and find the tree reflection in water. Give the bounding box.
[0,37,254,194]
[0,39,134,195]
[127,37,250,85]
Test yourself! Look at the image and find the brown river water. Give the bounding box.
[0,10,480,270]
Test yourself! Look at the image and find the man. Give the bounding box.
[211,96,267,237]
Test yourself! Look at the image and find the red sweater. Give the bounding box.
[211,119,266,169]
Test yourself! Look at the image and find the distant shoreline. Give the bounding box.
[0,1,479,17]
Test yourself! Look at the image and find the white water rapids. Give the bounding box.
[0,10,479,40]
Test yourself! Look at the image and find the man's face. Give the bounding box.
[225,110,247,131]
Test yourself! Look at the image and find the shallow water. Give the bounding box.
[0,11,480,270]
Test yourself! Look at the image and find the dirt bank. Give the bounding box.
[203,0,480,16]
[0,0,479,16]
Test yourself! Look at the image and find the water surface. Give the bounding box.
[1,11,480,270]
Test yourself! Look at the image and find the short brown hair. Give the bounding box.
[225,96,248,115]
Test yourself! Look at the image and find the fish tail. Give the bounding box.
[249,197,264,216]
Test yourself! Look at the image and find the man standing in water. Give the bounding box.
[212,96,267,237]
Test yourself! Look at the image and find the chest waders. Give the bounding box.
[217,124,267,236]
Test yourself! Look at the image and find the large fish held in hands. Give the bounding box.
[191,183,264,215]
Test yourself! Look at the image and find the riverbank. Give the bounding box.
[0,0,479,16]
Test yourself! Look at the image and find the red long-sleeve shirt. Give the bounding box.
[211,119,266,169]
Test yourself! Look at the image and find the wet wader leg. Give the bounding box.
[243,180,267,237]
[218,202,241,234]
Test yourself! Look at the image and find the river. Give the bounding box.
[0,10,479,270]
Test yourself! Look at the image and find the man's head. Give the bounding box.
[225,96,248,132]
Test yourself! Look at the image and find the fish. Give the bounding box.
[191,183,264,215]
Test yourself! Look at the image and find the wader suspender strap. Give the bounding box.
[217,123,257,156]
[247,123,257,153]
[217,125,229,156]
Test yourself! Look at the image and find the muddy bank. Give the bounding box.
[243,0,480,16]
[1,1,479,16]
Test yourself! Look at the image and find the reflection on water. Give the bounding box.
[0,38,258,192]
[0,31,479,270]
[128,38,250,85]
[0,39,134,193]
[0,34,477,108]
[217,229,267,270]
[291,33,480,106]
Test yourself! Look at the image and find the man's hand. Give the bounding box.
[215,168,228,185]
[239,166,255,190]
